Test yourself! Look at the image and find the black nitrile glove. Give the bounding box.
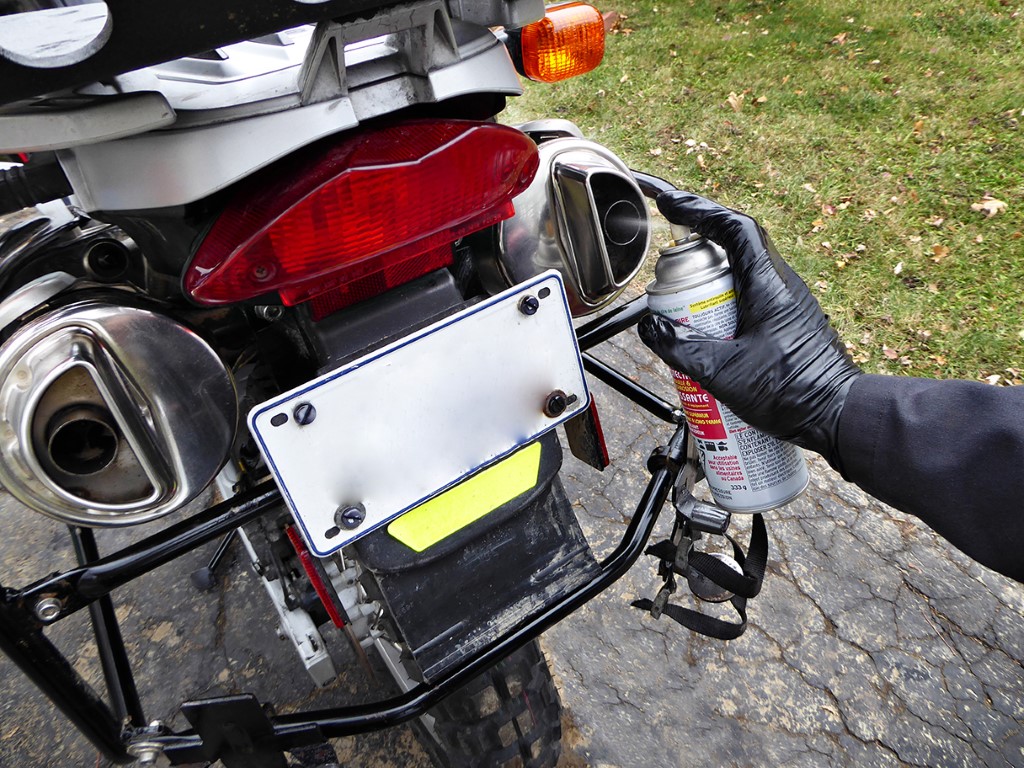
[638,191,862,470]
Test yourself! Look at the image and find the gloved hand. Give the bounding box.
[638,191,862,470]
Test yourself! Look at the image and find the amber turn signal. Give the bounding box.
[517,2,605,83]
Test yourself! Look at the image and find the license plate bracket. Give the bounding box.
[248,271,589,556]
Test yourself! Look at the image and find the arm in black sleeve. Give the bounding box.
[639,191,1024,584]
[837,374,1024,582]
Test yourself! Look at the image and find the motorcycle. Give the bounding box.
[0,1,769,765]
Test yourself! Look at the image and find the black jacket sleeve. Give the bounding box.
[836,374,1024,583]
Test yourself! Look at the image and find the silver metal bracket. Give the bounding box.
[299,0,458,106]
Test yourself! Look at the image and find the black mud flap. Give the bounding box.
[355,432,599,681]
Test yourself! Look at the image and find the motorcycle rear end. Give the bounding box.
[0,1,697,765]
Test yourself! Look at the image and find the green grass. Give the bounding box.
[504,0,1024,381]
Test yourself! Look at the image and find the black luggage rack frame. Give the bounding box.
[0,0,407,108]
[0,292,693,766]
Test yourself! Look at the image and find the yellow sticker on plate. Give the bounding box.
[387,442,542,552]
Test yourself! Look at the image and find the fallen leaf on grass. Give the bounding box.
[985,374,1002,386]
[862,209,878,221]
[970,196,1007,217]
[831,31,850,45]
[931,244,949,262]
[893,261,904,274]
[908,235,923,243]
[882,346,899,360]
[822,204,837,216]
[927,216,945,227]
[727,92,745,112]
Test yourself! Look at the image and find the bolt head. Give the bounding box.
[34,597,62,623]
[518,295,540,315]
[543,390,568,418]
[336,503,366,529]
[293,402,317,425]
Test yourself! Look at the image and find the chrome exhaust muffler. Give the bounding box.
[0,300,237,526]
[483,132,651,316]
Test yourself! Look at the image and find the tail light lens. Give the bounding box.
[186,120,540,306]
[515,2,605,83]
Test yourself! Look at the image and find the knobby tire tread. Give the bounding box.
[428,639,562,768]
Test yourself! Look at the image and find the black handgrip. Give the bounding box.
[0,163,73,216]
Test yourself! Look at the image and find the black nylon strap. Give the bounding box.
[689,513,767,599]
[633,514,769,640]
[632,595,749,640]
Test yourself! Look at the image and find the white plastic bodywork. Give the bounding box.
[18,0,525,211]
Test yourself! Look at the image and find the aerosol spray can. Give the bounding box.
[646,225,808,513]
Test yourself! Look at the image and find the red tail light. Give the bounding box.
[186,120,540,306]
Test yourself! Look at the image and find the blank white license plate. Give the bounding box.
[248,271,589,556]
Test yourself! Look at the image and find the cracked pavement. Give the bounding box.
[550,333,1024,768]
[1,315,1021,767]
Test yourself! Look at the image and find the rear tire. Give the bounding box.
[423,640,562,768]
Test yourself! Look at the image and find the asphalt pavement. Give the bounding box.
[1,311,1021,768]
[551,334,1024,768]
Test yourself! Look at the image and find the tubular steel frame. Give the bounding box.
[0,301,690,765]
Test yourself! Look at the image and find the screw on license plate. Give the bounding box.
[336,503,366,529]
[544,390,573,417]
[293,402,316,425]
[518,295,540,315]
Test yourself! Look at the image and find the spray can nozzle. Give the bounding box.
[669,222,694,246]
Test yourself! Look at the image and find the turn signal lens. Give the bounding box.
[519,2,605,83]
[186,120,539,306]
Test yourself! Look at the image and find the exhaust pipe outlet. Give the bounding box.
[46,405,120,477]
[488,136,651,316]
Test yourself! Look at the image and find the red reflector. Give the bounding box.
[285,525,347,629]
[186,120,539,306]
[589,397,610,469]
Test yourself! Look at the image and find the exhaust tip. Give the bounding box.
[602,199,643,247]
[495,135,651,317]
[46,406,119,476]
